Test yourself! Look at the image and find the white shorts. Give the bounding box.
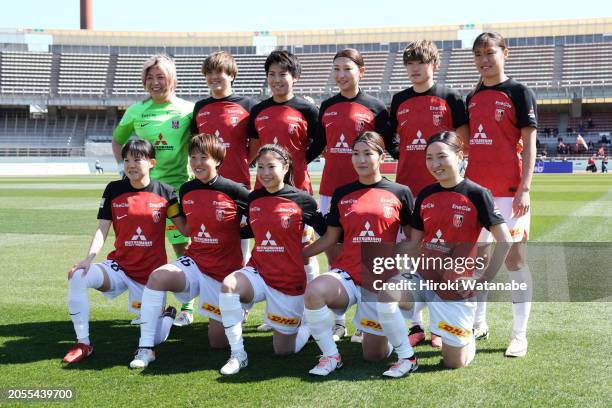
[399,272,475,347]
[172,256,223,322]
[239,266,304,335]
[96,260,144,315]
[478,197,530,243]
[325,269,391,337]
[319,195,332,216]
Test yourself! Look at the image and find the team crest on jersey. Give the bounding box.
[355,120,365,132]
[494,109,505,122]
[172,120,179,129]
[216,209,225,222]
[230,116,239,125]
[383,206,394,219]
[433,113,442,126]
[281,215,291,229]
[152,210,162,223]
[453,213,464,228]
[288,123,299,134]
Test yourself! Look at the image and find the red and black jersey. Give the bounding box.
[180,175,249,282]
[410,179,505,299]
[98,179,180,284]
[389,83,468,196]
[307,91,391,196]
[465,78,537,197]
[328,178,413,285]
[191,95,257,188]
[245,185,325,295]
[248,96,319,193]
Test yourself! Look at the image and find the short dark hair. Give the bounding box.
[256,144,294,186]
[353,131,385,155]
[121,139,155,160]
[189,133,226,167]
[264,50,301,78]
[333,48,364,67]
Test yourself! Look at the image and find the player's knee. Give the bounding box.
[304,279,326,308]
[146,268,171,290]
[443,356,468,369]
[221,273,239,294]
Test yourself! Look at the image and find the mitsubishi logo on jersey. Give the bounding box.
[214,129,230,148]
[256,231,285,253]
[194,224,219,244]
[353,221,382,243]
[154,133,173,150]
[406,130,427,151]
[425,229,450,253]
[330,134,352,154]
[125,227,153,247]
[470,124,493,145]
[431,229,445,244]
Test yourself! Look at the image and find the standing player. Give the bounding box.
[63,140,186,363]
[466,32,537,357]
[218,144,326,375]
[302,131,414,376]
[389,40,469,348]
[306,48,392,343]
[129,134,249,368]
[376,131,511,377]
[112,54,196,326]
[248,50,320,331]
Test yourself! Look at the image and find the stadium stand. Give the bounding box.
[2,19,612,156]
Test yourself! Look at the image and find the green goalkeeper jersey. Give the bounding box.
[113,97,194,190]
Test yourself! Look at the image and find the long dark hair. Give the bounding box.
[256,144,294,186]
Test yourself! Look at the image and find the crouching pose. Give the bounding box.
[218,144,326,375]
[64,140,186,363]
[129,134,250,368]
[377,131,512,377]
[302,131,415,376]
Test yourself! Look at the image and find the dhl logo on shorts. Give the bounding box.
[131,301,141,310]
[360,318,382,331]
[201,303,221,316]
[267,313,300,327]
[438,321,471,338]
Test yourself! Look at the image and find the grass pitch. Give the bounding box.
[0,174,610,407]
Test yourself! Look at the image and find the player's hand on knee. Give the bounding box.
[68,260,91,280]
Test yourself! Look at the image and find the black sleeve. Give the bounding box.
[240,194,256,239]
[232,183,250,217]
[305,103,319,149]
[448,90,469,129]
[398,187,414,226]
[247,105,260,140]
[298,193,327,236]
[160,182,181,218]
[97,183,113,220]
[385,96,400,160]
[408,193,424,231]
[326,190,342,228]
[514,86,538,129]
[472,188,505,230]
[306,102,327,163]
[190,101,201,135]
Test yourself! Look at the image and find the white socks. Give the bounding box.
[138,287,166,348]
[67,267,105,345]
[377,302,414,359]
[294,324,310,353]
[474,290,489,328]
[410,302,425,328]
[304,306,338,356]
[219,292,245,355]
[305,258,319,284]
[510,267,533,339]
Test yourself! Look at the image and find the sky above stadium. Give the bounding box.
[1,0,611,32]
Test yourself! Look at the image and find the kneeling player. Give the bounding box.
[376,131,511,377]
[129,134,250,368]
[218,144,326,375]
[64,140,186,363]
[302,132,414,376]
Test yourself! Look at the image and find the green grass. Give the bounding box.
[0,174,610,407]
